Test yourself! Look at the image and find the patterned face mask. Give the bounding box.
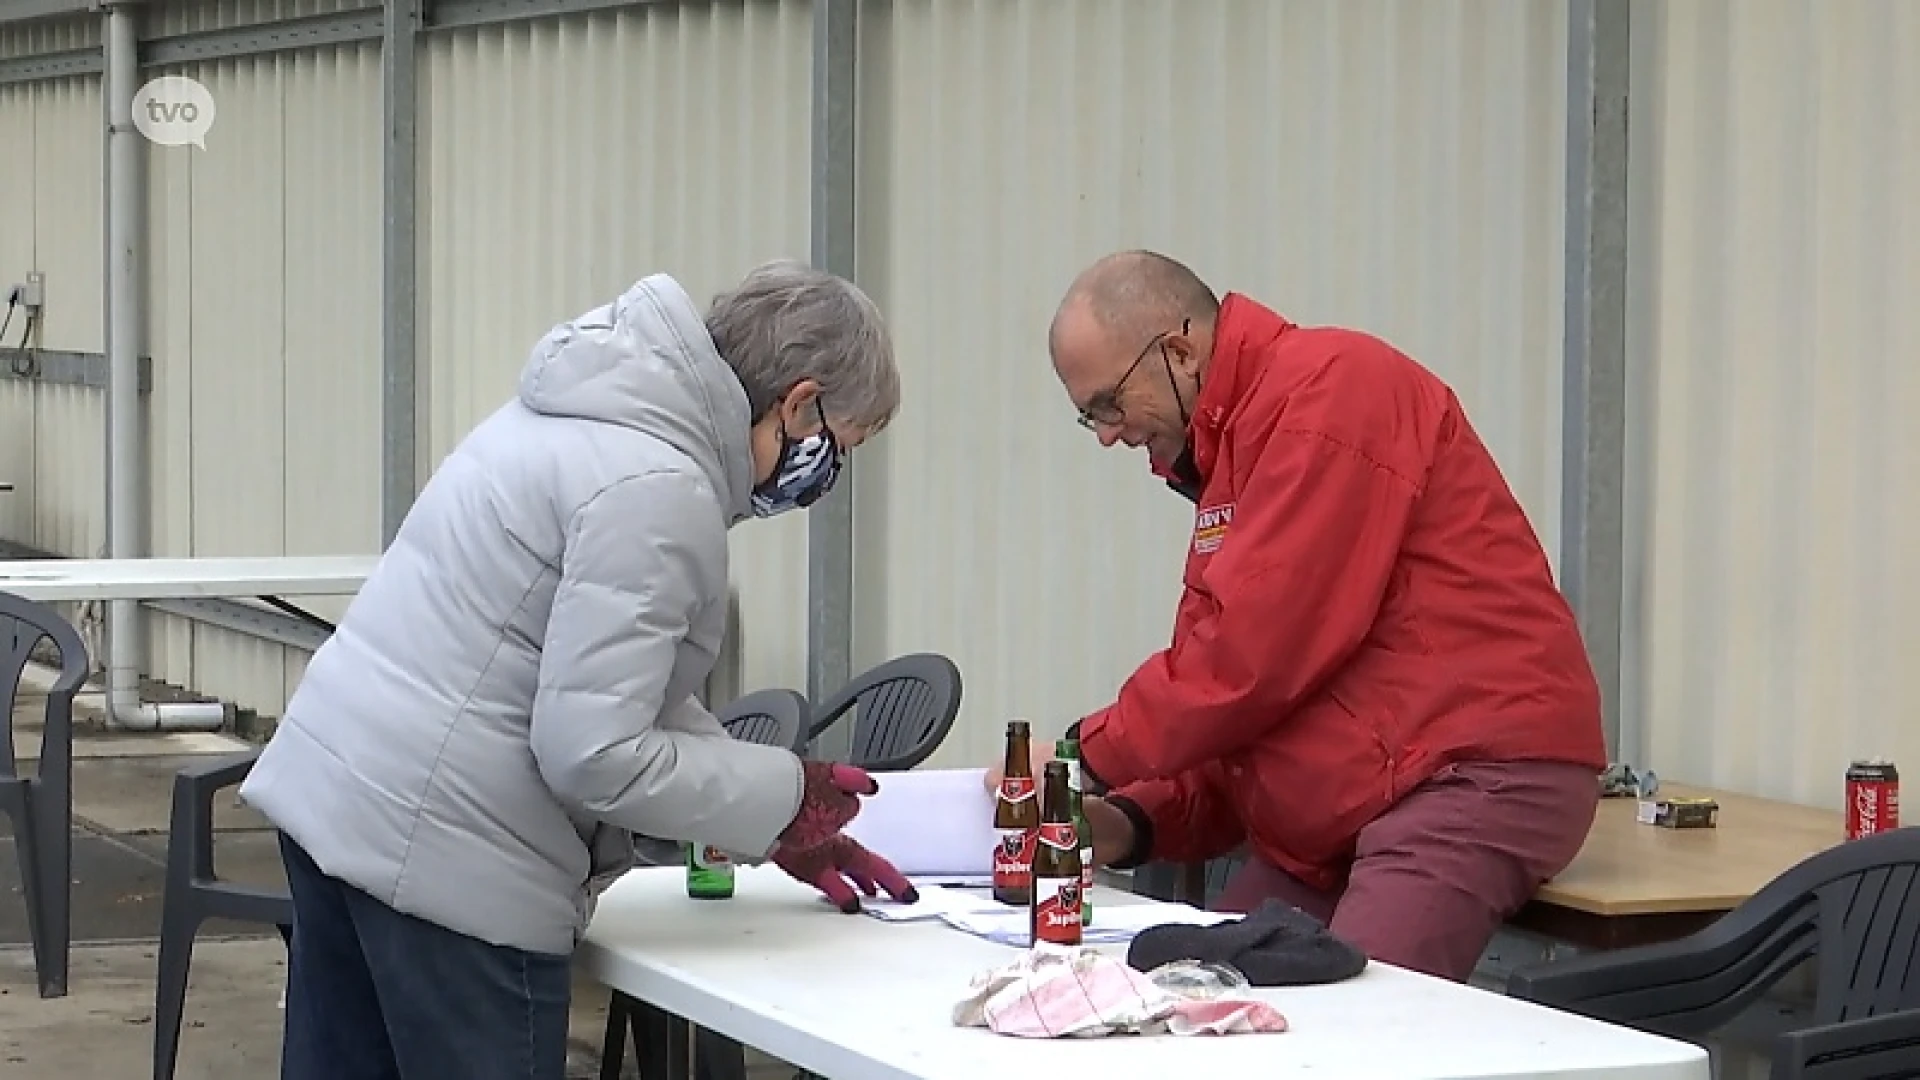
[750,400,842,518]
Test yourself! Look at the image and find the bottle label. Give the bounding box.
[993,828,1036,889]
[1037,821,1077,851]
[1032,875,1084,945]
[1079,851,1095,905]
[1065,760,1083,795]
[999,775,1037,803]
[691,844,734,872]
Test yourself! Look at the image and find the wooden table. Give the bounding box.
[1511,783,1846,949]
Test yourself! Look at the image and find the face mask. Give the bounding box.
[751,408,842,518]
[1166,442,1204,504]
[1163,355,1204,504]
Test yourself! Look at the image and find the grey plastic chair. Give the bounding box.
[717,688,810,753]
[153,748,291,1080]
[1772,1006,1920,1080]
[805,653,963,771]
[601,689,813,1080]
[1509,825,1920,1079]
[0,591,88,998]
[149,595,332,1080]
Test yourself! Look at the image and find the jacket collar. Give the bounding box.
[1159,293,1297,486]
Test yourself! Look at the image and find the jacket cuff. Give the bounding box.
[1078,709,1131,792]
[1103,793,1156,870]
[1063,719,1103,795]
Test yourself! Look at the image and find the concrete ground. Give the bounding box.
[0,674,791,1079]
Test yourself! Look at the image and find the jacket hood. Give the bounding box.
[516,274,756,525]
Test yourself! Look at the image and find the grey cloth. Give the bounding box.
[1126,899,1369,987]
[239,273,806,956]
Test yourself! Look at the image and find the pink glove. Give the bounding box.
[777,761,879,852]
[773,834,919,913]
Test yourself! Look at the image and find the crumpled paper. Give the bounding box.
[952,942,1288,1039]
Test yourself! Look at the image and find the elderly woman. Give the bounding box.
[239,261,915,1080]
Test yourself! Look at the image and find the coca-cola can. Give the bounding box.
[1845,759,1900,841]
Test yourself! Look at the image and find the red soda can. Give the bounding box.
[1845,759,1900,840]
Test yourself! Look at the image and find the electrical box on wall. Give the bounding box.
[21,271,43,311]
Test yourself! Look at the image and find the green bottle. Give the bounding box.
[685,842,735,899]
[1056,738,1094,926]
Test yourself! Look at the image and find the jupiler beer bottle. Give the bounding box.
[1055,737,1094,926]
[1030,760,1085,947]
[992,720,1041,905]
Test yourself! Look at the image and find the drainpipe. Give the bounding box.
[102,3,225,733]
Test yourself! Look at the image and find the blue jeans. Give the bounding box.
[277,833,573,1080]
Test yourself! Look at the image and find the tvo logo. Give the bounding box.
[131,75,217,149]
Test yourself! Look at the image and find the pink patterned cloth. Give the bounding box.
[952,944,1288,1039]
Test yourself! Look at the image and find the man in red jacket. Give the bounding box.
[1033,250,1608,982]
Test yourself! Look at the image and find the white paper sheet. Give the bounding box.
[857,884,1009,923]
[907,874,993,888]
[842,767,1000,879]
[939,902,1238,947]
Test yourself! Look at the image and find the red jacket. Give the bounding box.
[1083,294,1607,892]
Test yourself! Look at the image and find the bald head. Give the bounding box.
[1050,250,1220,357]
[1047,251,1223,466]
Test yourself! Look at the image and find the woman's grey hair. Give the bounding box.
[705,259,901,432]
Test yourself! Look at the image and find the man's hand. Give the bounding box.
[1083,796,1138,868]
[982,741,1058,795]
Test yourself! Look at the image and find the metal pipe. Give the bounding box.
[102,2,220,733]
[380,0,421,546]
[1559,0,1633,762]
[805,0,859,756]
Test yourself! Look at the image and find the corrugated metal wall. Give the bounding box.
[1,0,1915,812]
[0,71,108,667]
[145,39,386,711]
[1623,0,1920,808]
[0,4,385,710]
[0,73,105,560]
[861,0,1570,767]
[420,0,816,693]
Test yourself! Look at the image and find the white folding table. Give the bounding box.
[0,555,378,604]
[578,865,1712,1080]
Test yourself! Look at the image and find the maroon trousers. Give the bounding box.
[1212,761,1598,982]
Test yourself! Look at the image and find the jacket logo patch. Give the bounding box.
[1192,503,1234,556]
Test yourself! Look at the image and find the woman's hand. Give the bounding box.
[777,760,879,852]
[772,834,918,913]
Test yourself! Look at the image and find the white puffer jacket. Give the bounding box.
[240,274,805,955]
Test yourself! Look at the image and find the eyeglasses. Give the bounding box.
[1074,319,1190,431]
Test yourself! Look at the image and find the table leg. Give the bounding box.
[671,1021,691,1078]
[601,994,632,1080]
[631,1000,691,1080]
[692,1027,747,1080]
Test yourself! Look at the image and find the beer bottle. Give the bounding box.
[685,842,735,899]
[991,720,1041,905]
[1055,737,1094,926]
[1030,760,1084,947]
